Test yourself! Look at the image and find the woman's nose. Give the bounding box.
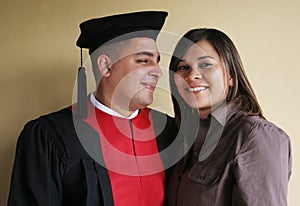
[186,68,202,81]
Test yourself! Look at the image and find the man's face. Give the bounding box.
[104,37,162,114]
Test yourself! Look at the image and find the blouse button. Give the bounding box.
[193,151,199,157]
[200,174,206,180]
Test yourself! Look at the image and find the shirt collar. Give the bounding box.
[90,93,139,119]
[209,100,240,127]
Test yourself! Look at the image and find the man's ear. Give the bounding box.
[97,54,112,77]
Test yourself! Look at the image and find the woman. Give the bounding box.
[167,28,292,206]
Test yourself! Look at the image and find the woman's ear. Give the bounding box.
[97,54,112,77]
[228,75,234,87]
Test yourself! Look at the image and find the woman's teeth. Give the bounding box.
[187,86,207,92]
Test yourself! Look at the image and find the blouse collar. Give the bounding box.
[200,100,241,127]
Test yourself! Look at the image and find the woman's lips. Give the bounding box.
[186,86,208,93]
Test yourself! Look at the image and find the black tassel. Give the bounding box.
[77,66,88,119]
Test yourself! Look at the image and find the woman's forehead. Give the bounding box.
[183,40,219,60]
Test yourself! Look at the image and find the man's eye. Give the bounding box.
[137,59,149,64]
[177,65,189,71]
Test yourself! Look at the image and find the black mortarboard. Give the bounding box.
[75,11,168,119]
[77,11,168,54]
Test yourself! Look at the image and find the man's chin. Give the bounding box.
[134,98,154,110]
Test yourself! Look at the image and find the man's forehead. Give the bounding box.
[120,37,159,56]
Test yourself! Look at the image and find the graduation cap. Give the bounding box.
[75,11,168,119]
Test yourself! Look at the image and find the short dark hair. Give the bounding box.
[90,40,131,85]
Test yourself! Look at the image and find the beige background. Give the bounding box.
[1,0,299,204]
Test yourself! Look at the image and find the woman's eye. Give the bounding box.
[177,65,190,71]
[199,62,213,68]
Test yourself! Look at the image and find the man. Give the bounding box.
[8,11,177,205]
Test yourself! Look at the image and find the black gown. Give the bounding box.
[8,106,177,206]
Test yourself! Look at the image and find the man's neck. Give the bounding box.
[93,92,138,118]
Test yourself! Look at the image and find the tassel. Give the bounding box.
[77,66,88,119]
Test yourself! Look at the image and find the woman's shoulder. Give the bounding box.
[234,113,290,147]
[244,115,288,136]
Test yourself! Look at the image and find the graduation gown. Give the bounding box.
[8,103,177,206]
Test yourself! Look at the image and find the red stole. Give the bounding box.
[84,103,165,206]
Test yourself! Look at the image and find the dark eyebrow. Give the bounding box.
[136,51,161,63]
[180,55,215,63]
[197,55,215,60]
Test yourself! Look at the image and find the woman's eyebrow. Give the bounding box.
[197,55,215,60]
[180,55,215,63]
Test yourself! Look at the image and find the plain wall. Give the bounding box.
[1,0,299,204]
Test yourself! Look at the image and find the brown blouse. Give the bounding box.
[166,102,292,206]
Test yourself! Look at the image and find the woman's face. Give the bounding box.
[174,40,233,118]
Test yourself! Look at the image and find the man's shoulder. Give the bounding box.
[22,107,71,131]
[147,108,175,130]
[41,106,73,122]
[23,106,76,143]
[27,106,94,158]
[147,108,174,119]
[17,107,73,158]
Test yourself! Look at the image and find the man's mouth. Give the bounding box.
[141,82,156,92]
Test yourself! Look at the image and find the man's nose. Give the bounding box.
[149,64,162,78]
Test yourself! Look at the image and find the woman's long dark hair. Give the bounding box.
[170,28,264,125]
